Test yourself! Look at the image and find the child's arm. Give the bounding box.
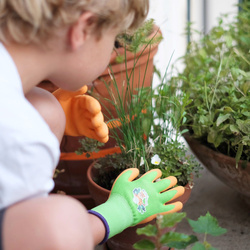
[52,86,108,143]
[89,168,185,244]
[88,213,107,245]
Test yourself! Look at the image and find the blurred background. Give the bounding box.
[148,0,239,86]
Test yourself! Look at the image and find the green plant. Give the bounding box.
[75,137,104,158]
[133,212,227,250]
[76,16,201,190]
[78,58,202,189]
[114,18,163,63]
[170,2,250,166]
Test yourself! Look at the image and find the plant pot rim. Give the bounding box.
[184,133,250,169]
[87,162,111,195]
[60,146,121,161]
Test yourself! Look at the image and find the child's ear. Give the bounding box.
[69,12,95,50]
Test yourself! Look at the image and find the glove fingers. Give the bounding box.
[95,123,109,138]
[139,169,162,182]
[161,201,183,214]
[83,95,101,114]
[74,85,88,96]
[153,176,177,192]
[138,214,157,225]
[160,186,185,204]
[112,168,140,189]
[138,199,184,225]
[82,128,109,143]
[91,112,104,127]
[98,135,109,143]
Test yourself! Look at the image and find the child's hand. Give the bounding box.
[89,168,185,241]
[53,86,109,143]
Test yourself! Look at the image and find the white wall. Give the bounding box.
[148,0,238,86]
[148,0,187,86]
[204,0,238,31]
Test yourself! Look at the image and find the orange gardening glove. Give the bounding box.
[53,86,109,143]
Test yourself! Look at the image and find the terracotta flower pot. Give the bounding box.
[184,134,250,206]
[87,163,192,250]
[87,25,162,119]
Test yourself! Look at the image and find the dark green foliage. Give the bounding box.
[93,78,202,189]
[171,3,250,165]
[75,137,104,157]
[79,19,201,189]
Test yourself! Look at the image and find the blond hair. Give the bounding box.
[0,0,149,45]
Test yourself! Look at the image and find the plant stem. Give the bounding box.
[209,54,223,113]
[156,217,163,250]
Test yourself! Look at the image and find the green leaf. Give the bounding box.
[191,242,206,250]
[216,114,231,127]
[142,118,152,136]
[192,241,219,250]
[207,129,217,144]
[235,144,243,166]
[167,234,198,249]
[187,212,227,236]
[159,212,186,228]
[133,239,155,250]
[237,119,250,134]
[199,48,207,59]
[136,224,157,237]
[223,106,234,113]
[160,232,195,249]
[231,67,248,79]
[207,130,223,147]
[242,81,250,94]
[181,128,189,135]
[224,35,233,47]
[230,124,240,134]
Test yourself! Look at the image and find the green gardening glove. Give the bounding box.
[88,168,185,243]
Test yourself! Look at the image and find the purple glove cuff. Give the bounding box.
[88,210,110,244]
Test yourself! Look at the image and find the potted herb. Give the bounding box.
[170,2,250,205]
[84,65,202,249]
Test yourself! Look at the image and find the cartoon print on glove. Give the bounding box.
[132,188,149,214]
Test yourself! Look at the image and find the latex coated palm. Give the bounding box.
[89,168,185,241]
[53,86,109,143]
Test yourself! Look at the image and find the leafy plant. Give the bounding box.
[133,212,227,250]
[170,2,250,165]
[81,59,202,189]
[75,137,104,158]
[76,18,201,190]
[114,18,163,63]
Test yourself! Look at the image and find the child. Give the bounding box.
[0,1,185,249]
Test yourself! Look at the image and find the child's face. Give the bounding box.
[50,28,118,91]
